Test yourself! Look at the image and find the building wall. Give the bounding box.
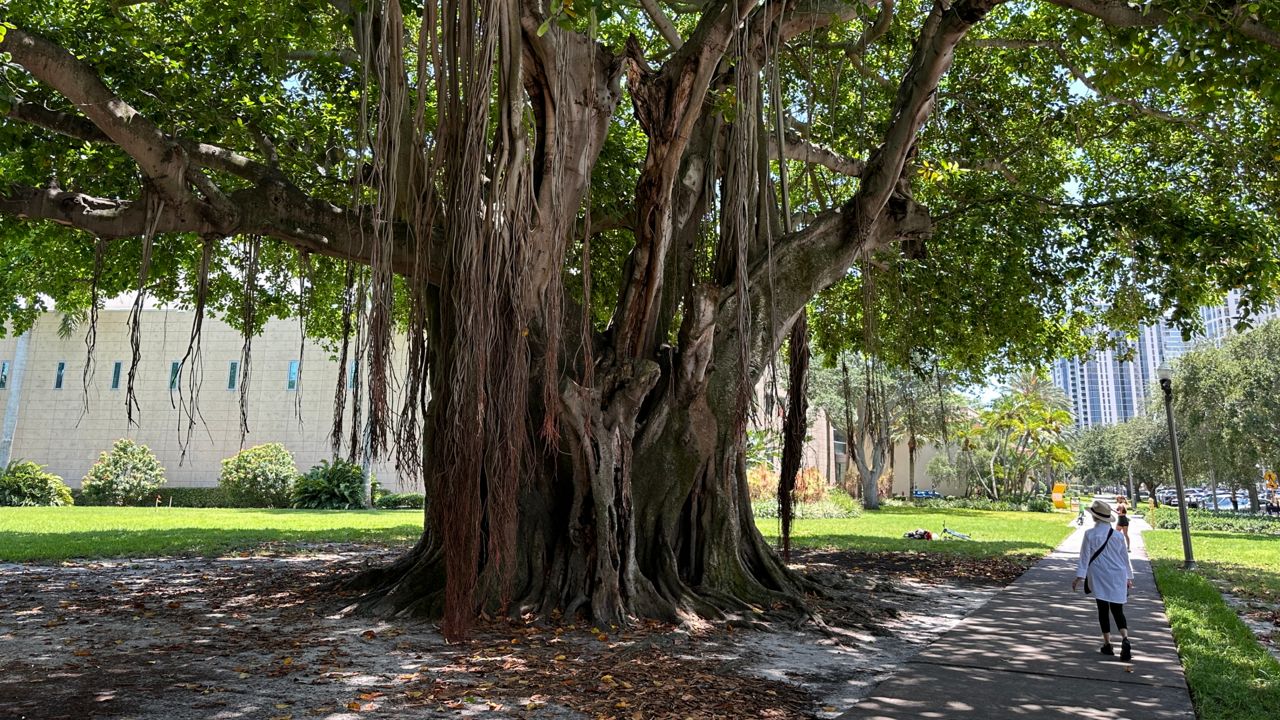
[0,311,409,490]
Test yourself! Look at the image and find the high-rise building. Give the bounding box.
[1052,291,1279,429]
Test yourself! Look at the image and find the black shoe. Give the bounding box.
[1120,639,1132,661]
[1100,643,1114,656]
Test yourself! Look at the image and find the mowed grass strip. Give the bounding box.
[1147,530,1280,720]
[0,506,423,562]
[757,505,1074,558]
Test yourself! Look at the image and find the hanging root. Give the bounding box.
[237,235,261,446]
[331,262,356,457]
[125,195,162,427]
[175,235,215,462]
[78,238,106,424]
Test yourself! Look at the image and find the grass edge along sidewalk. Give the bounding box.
[0,506,423,562]
[1146,529,1280,720]
[758,505,1074,559]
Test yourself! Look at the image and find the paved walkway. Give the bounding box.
[838,519,1195,719]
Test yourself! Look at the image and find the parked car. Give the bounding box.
[1213,496,1253,511]
[911,489,943,499]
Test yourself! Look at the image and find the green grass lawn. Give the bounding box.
[757,505,1074,558]
[0,506,423,562]
[1147,529,1280,720]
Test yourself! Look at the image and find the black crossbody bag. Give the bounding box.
[1083,527,1114,595]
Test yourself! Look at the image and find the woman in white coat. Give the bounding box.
[1071,499,1135,660]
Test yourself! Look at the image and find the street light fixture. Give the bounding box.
[1157,362,1196,570]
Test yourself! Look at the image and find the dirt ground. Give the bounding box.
[0,544,1033,720]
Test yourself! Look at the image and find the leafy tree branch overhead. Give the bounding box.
[1,0,1278,638]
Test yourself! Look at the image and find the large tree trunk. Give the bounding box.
[348,0,1002,638]
[351,293,808,629]
[908,436,917,497]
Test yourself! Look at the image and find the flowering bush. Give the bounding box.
[219,443,298,507]
[81,439,166,505]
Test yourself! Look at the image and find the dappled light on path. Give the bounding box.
[837,522,1194,719]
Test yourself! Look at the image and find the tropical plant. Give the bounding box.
[0,460,74,506]
[292,459,380,510]
[945,372,1074,500]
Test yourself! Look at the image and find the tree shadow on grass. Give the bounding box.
[0,525,422,564]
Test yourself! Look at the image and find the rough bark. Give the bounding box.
[2,1,1009,636]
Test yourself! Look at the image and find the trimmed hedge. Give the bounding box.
[375,492,424,509]
[157,487,238,507]
[73,486,238,507]
[906,496,1056,513]
[1151,505,1280,535]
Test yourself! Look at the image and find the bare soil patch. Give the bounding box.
[0,544,1035,719]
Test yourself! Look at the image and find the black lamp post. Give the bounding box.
[1157,363,1195,570]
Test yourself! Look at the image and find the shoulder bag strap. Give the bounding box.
[1086,527,1114,571]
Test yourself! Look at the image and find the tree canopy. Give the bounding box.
[3,0,1280,636]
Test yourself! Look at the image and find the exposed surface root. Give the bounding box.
[0,543,1031,719]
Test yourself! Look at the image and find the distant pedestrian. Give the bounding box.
[1115,496,1130,549]
[1072,499,1135,661]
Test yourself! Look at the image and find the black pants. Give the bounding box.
[1096,599,1127,633]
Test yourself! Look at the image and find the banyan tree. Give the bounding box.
[2,1,1278,639]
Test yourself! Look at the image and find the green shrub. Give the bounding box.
[375,492,424,509]
[752,498,860,519]
[292,458,380,509]
[81,439,166,506]
[0,460,74,506]
[1151,505,1280,535]
[73,486,236,507]
[908,495,1055,513]
[827,488,860,516]
[218,443,297,507]
[157,487,236,507]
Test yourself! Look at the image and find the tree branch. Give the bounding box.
[0,186,213,237]
[769,131,867,176]
[748,0,1006,356]
[638,0,685,49]
[285,48,361,67]
[0,182,426,276]
[0,26,189,202]
[4,87,279,186]
[848,0,895,58]
[3,97,109,142]
[1046,0,1280,51]
[779,0,876,43]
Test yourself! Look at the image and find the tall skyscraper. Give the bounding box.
[1052,291,1279,429]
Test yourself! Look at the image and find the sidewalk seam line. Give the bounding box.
[905,657,1190,691]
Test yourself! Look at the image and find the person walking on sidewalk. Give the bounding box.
[1072,499,1135,661]
[1115,495,1131,549]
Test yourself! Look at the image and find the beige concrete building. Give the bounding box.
[0,308,955,497]
[0,310,409,490]
[751,382,953,498]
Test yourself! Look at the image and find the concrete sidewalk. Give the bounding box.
[837,519,1194,719]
